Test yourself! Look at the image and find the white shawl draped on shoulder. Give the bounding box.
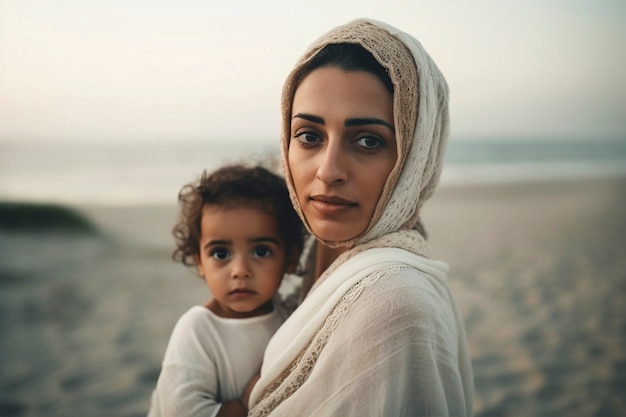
[249,248,473,416]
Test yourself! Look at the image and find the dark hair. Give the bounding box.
[296,43,393,93]
[172,164,305,267]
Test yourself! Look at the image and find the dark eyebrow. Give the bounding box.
[204,237,280,250]
[293,113,324,124]
[204,239,231,250]
[345,117,394,132]
[292,113,394,132]
[249,237,281,245]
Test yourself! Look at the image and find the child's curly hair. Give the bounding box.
[172,164,305,268]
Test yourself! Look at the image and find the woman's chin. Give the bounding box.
[311,226,361,244]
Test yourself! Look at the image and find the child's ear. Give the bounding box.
[285,247,301,274]
[193,254,205,277]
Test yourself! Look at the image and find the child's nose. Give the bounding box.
[230,256,252,279]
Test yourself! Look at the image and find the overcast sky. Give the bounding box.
[1,0,625,144]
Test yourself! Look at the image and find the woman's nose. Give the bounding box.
[230,256,252,279]
[316,139,347,185]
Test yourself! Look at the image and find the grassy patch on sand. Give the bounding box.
[0,202,99,235]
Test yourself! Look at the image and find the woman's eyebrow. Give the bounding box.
[293,113,394,132]
[345,117,394,132]
[293,113,324,124]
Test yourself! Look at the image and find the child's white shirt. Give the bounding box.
[148,304,285,417]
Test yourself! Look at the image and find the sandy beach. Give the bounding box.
[1,175,625,417]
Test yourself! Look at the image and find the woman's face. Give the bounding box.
[288,67,397,243]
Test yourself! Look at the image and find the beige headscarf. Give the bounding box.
[281,18,450,257]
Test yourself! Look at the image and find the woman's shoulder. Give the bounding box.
[372,257,448,292]
[356,263,454,321]
[347,247,449,282]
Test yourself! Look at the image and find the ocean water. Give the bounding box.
[1,138,625,206]
[0,139,279,206]
[443,139,626,185]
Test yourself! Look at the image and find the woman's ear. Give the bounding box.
[193,254,205,277]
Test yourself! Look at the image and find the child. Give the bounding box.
[148,164,305,417]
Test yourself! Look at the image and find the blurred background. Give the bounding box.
[1,1,625,416]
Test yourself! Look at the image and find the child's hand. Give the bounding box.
[241,372,260,409]
[216,399,247,417]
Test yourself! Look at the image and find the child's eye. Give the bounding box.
[252,246,273,258]
[210,248,230,260]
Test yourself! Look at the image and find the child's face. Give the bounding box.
[194,204,296,318]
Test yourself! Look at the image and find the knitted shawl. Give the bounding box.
[249,18,472,416]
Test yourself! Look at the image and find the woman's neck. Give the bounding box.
[314,242,349,280]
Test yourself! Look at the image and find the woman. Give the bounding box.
[248,18,473,416]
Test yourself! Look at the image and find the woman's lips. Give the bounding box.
[310,194,357,215]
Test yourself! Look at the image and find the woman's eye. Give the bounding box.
[294,131,320,145]
[210,249,230,260]
[252,246,273,258]
[356,136,384,149]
